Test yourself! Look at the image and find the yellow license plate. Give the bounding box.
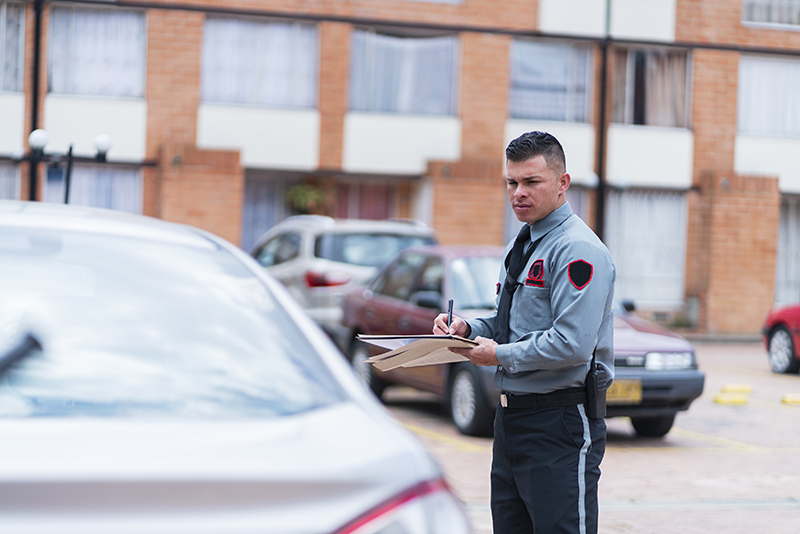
[606,378,642,405]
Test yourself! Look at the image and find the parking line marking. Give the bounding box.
[669,427,762,451]
[720,383,753,393]
[400,422,491,452]
[601,498,800,511]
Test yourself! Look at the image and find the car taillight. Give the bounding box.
[333,479,471,534]
[305,271,351,287]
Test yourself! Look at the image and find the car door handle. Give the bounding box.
[398,318,411,330]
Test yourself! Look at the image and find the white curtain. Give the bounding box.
[776,195,800,304]
[743,0,800,24]
[605,189,688,308]
[738,55,800,136]
[201,18,317,108]
[349,30,457,115]
[509,40,592,122]
[1,2,23,92]
[613,49,688,128]
[45,165,142,214]
[0,162,18,199]
[49,7,145,97]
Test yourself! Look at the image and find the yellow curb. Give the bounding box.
[781,394,800,405]
[714,392,749,405]
[721,384,753,394]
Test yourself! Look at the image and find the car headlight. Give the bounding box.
[645,351,696,370]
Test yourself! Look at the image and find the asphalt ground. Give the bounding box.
[384,341,800,534]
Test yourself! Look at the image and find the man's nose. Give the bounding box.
[513,185,527,198]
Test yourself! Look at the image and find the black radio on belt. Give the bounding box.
[585,351,607,419]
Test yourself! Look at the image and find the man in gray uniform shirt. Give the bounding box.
[433,131,615,534]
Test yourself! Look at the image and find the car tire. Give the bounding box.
[631,414,675,437]
[349,340,387,398]
[768,326,800,374]
[447,363,494,437]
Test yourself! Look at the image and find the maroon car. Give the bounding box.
[340,245,705,437]
[763,303,800,373]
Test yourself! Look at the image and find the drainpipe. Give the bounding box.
[29,0,44,201]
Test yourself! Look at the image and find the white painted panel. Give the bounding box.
[0,93,25,154]
[505,120,597,186]
[735,135,800,193]
[343,113,460,174]
[538,0,606,37]
[610,0,676,42]
[43,95,146,160]
[198,104,319,170]
[607,124,693,188]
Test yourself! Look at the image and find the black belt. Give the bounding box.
[500,387,586,410]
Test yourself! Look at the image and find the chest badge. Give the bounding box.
[525,259,545,287]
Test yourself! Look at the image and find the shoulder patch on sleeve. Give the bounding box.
[568,260,593,290]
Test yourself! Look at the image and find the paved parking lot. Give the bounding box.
[385,341,800,533]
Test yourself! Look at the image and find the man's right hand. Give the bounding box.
[433,313,470,337]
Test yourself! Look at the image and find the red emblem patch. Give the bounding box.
[525,259,545,287]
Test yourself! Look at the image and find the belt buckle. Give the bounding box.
[501,393,508,408]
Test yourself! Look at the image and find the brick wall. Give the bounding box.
[691,172,779,334]
[144,9,243,243]
[460,32,511,160]
[157,143,243,245]
[318,22,351,170]
[428,159,506,246]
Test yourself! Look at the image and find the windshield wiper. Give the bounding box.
[0,334,42,379]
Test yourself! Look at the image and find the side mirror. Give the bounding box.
[411,290,444,310]
[621,300,636,313]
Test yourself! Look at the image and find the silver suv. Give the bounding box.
[250,215,437,349]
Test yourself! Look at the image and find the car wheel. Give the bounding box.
[768,326,800,374]
[448,363,494,437]
[349,340,387,398]
[631,414,675,437]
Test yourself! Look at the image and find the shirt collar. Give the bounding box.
[525,202,573,242]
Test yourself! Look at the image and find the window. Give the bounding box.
[738,55,800,137]
[509,40,592,122]
[1,2,24,92]
[0,162,18,199]
[450,256,501,310]
[373,252,427,300]
[201,17,317,108]
[315,233,434,268]
[605,189,688,308]
[255,233,302,267]
[743,0,800,25]
[45,165,142,213]
[775,195,800,305]
[350,30,458,115]
[49,7,145,97]
[613,48,689,128]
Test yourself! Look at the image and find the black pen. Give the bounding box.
[447,299,454,331]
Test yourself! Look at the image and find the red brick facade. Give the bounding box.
[15,0,800,334]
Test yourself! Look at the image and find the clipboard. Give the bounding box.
[357,334,478,371]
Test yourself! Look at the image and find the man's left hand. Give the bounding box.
[450,336,500,366]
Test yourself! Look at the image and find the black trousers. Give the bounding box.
[491,403,606,534]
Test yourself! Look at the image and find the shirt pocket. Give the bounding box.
[512,285,553,331]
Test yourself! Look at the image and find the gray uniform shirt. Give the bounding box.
[466,202,616,394]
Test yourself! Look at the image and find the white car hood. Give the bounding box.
[0,401,440,534]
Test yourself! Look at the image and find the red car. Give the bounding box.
[763,304,800,373]
[340,245,705,437]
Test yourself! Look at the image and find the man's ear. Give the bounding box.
[559,173,571,193]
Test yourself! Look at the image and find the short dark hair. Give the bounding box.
[505,131,566,176]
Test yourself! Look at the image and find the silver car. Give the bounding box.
[0,201,470,534]
[250,215,436,349]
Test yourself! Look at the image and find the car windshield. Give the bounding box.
[450,256,502,310]
[315,233,435,268]
[0,228,346,419]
